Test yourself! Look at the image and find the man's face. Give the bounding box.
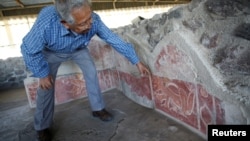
[62,5,92,34]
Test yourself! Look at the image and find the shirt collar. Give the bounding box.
[60,24,71,36]
[71,30,79,36]
[58,21,80,37]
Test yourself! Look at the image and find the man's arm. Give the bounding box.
[95,14,151,76]
[21,8,53,89]
[21,22,49,78]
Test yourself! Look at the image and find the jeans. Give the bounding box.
[34,48,105,131]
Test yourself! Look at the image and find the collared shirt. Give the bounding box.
[21,5,139,78]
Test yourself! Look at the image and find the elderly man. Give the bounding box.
[21,0,150,141]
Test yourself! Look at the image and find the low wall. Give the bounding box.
[0,57,27,90]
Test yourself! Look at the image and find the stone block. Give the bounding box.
[24,69,117,108]
[24,74,87,108]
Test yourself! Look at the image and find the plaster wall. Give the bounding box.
[112,0,250,137]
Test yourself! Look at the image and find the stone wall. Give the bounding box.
[113,0,250,138]
[0,57,27,90]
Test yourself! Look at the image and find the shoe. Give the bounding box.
[36,128,52,141]
[92,109,113,121]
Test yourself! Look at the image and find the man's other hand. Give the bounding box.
[39,75,54,90]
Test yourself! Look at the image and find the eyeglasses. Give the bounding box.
[74,16,92,29]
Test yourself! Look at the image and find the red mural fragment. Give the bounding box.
[88,39,114,69]
[26,81,39,106]
[98,69,116,91]
[154,45,198,85]
[25,70,115,107]
[152,75,225,134]
[155,45,185,71]
[111,70,120,89]
[55,74,86,104]
[89,43,112,61]
[152,75,197,128]
[198,85,225,134]
[155,47,167,71]
[119,71,152,100]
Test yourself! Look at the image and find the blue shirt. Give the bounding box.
[21,6,139,78]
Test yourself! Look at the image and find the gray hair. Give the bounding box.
[55,0,92,24]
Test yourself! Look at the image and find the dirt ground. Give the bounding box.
[0,88,206,141]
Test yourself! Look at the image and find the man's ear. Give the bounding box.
[61,20,70,29]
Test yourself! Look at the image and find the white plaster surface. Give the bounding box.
[114,0,250,125]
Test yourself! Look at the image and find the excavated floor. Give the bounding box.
[0,88,206,141]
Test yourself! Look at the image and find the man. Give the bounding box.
[21,0,151,141]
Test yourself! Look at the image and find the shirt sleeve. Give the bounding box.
[95,14,140,65]
[20,9,50,78]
